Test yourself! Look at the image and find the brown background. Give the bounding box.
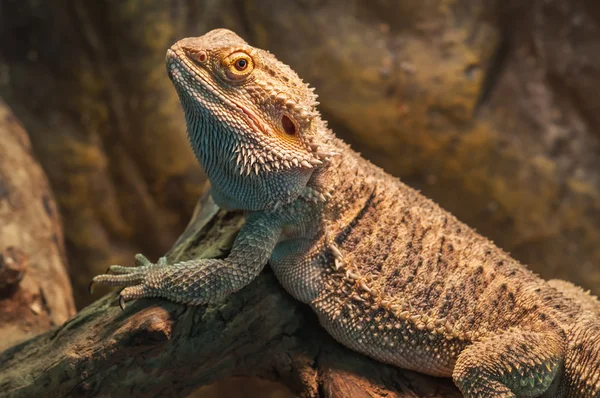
[0,0,599,396]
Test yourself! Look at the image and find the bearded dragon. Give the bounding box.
[91,29,600,397]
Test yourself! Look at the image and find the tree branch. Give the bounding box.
[0,194,460,397]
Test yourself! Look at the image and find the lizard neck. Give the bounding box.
[304,135,384,211]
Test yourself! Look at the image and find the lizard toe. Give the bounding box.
[107,265,139,275]
[119,285,152,309]
[91,272,145,288]
[134,253,154,268]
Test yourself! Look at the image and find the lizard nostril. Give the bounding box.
[282,115,296,135]
[187,50,207,64]
[195,51,207,63]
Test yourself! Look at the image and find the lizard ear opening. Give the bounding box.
[282,115,296,135]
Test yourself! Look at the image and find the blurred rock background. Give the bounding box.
[0,0,599,396]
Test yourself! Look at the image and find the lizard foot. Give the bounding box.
[90,254,168,309]
[90,255,239,308]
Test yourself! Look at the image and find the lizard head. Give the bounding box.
[166,29,332,210]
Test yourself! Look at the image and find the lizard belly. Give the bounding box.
[311,290,462,377]
[271,234,464,376]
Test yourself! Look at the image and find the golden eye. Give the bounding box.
[234,58,248,71]
[224,52,254,80]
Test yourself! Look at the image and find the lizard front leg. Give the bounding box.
[91,211,283,308]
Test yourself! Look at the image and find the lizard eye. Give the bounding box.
[224,52,254,81]
[234,58,248,71]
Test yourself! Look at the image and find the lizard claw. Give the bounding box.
[119,294,126,311]
[89,281,95,294]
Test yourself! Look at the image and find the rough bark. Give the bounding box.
[0,100,75,352]
[0,195,460,398]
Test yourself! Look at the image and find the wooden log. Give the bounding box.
[0,195,460,397]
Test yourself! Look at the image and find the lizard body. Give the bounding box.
[92,29,600,397]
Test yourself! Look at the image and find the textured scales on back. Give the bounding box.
[92,29,600,397]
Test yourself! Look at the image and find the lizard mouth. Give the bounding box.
[166,48,271,137]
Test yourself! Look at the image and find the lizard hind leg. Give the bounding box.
[452,328,564,398]
[562,317,600,397]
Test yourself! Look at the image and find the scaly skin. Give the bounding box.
[92,29,600,397]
